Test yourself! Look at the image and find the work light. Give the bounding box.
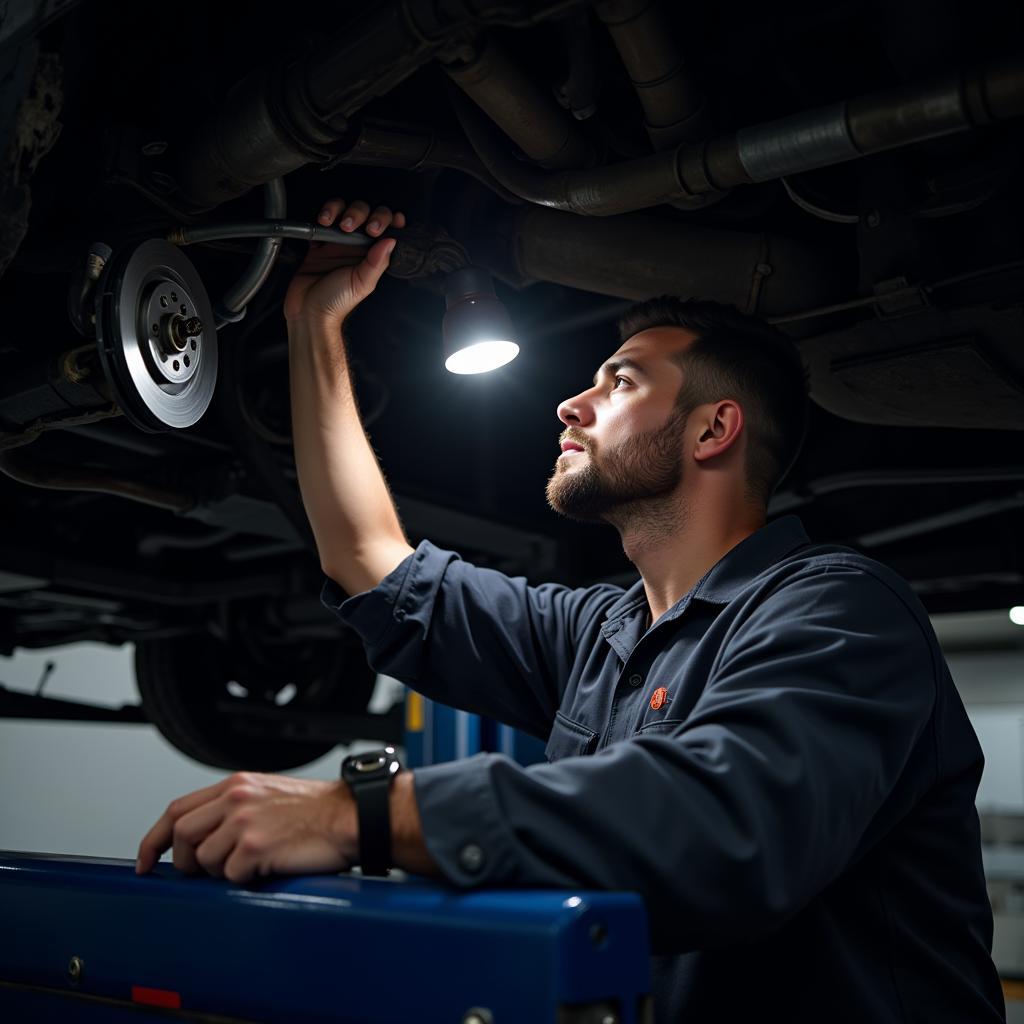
[442,268,519,374]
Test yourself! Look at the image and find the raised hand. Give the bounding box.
[283,199,407,326]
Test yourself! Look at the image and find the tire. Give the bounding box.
[135,629,376,771]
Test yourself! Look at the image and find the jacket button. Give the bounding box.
[459,843,486,874]
[628,673,643,687]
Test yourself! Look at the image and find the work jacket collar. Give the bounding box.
[601,516,812,647]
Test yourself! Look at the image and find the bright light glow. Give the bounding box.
[1010,606,1024,626]
[444,339,519,375]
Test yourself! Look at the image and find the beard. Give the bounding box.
[546,407,688,527]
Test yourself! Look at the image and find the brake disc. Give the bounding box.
[95,238,217,431]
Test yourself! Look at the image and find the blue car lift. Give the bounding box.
[402,691,549,770]
[0,695,653,1022]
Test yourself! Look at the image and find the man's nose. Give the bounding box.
[556,389,595,427]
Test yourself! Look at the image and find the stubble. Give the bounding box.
[546,407,690,538]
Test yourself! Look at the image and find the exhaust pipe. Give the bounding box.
[452,53,1024,215]
[486,205,843,316]
[176,0,589,209]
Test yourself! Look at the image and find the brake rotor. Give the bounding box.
[95,238,217,431]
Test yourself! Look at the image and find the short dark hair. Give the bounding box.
[617,297,809,506]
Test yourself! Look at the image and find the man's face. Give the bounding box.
[546,327,695,523]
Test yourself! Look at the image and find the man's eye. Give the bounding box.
[612,376,630,389]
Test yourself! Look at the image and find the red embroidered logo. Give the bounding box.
[650,687,668,710]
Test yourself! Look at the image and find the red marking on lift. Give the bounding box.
[650,687,668,710]
[132,986,182,1009]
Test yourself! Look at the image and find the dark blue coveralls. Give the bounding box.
[322,515,1005,1022]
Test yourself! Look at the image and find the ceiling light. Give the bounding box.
[1010,606,1024,626]
[442,267,518,375]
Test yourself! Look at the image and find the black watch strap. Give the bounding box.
[341,748,401,877]
[352,774,392,876]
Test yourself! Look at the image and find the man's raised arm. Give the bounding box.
[285,198,415,596]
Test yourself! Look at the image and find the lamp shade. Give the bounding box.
[442,267,519,374]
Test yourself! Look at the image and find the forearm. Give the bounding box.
[288,317,413,594]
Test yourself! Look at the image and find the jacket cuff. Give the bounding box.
[412,754,523,887]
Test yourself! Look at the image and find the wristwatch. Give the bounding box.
[340,746,402,876]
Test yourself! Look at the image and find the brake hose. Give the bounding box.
[167,178,381,328]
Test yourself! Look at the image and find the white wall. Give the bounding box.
[950,650,1024,812]
[0,642,393,860]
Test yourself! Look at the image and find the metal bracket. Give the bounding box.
[0,683,146,723]
[871,276,930,318]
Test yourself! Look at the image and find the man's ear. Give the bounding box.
[693,400,744,462]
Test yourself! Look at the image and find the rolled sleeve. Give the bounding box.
[320,540,452,650]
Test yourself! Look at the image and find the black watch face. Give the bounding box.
[352,752,389,775]
[343,746,400,783]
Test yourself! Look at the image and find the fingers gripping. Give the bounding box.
[317,198,405,236]
[287,197,406,324]
[318,199,345,225]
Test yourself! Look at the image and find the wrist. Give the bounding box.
[286,312,348,339]
[389,771,439,877]
[328,780,360,863]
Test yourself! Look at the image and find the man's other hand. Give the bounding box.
[283,199,406,326]
[135,773,358,884]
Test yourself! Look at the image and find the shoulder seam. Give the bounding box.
[844,563,941,779]
[785,559,943,782]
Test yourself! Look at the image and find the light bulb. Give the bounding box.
[444,340,520,374]
[442,268,518,375]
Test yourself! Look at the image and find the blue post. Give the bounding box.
[404,691,546,768]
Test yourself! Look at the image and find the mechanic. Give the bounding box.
[137,199,1005,1023]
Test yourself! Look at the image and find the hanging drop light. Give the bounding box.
[442,267,519,374]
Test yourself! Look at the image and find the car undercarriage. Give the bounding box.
[1,0,1022,767]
